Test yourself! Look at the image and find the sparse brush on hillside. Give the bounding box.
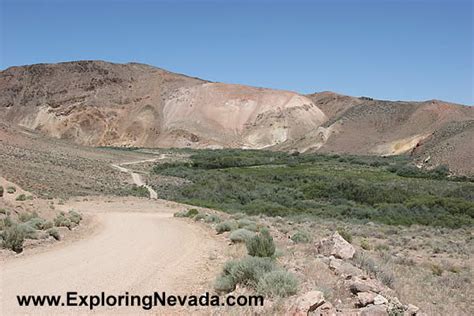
[0,186,3,197]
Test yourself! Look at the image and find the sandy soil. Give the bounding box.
[0,198,226,315]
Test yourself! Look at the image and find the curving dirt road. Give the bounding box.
[0,199,224,315]
[111,158,159,199]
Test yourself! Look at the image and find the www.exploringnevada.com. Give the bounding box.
[16,291,264,310]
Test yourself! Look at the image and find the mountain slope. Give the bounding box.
[0,60,326,149]
[0,60,472,174]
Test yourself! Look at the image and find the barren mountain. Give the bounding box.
[0,60,472,173]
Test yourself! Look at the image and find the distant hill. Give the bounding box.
[1,60,472,174]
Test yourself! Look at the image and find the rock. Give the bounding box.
[360,304,388,316]
[373,295,388,305]
[312,302,336,316]
[357,292,376,307]
[349,277,383,294]
[316,232,355,259]
[404,304,419,315]
[329,256,363,277]
[291,291,325,315]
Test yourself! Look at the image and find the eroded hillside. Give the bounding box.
[1,60,472,174]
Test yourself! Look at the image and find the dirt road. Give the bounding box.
[0,198,224,315]
[111,158,159,199]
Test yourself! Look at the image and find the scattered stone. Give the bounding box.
[291,291,325,315]
[328,256,363,277]
[349,276,383,294]
[373,294,388,305]
[316,232,355,259]
[357,292,376,307]
[360,304,388,316]
[405,304,420,315]
[312,302,336,316]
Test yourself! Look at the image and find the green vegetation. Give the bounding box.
[215,256,276,292]
[256,270,298,297]
[53,210,82,230]
[126,185,150,198]
[47,228,61,240]
[337,228,353,243]
[291,230,312,243]
[151,149,474,228]
[1,223,26,253]
[215,220,238,234]
[7,186,16,194]
[174,208,199,218]
[214,227,297,297]
[16,194,33,201]
[229,228,256,243]
[0,186,3,197]
[246,229,276,258]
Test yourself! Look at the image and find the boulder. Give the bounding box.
[404,304,420,315]
[357,292,376,307]
[360,304,388,316]
[291,291,325,315]
[373,295,388,305]
[349,276,383,294]
[329,256,363,277]
[312,302,337,316]
[316,232,355,259]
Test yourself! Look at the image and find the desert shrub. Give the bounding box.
[68,210,82,225]
[26,217,46,230]
[231,213,247,220]
[246,229,276,257]
[54,213,73,229]
[353,252,395,287]
[291,230,312,243]
[237,218,259,231]
[431,264,444,276]
[7,186,16,194]
[0,216,13,230]
[337,228,353,243]
[0,186,3,197]
[214,275,236,293]
[204,214,221,223]
[193,213,206,221]
[375,243,389,252]
[16,194,29,201]
[174,209,199,218]
[47,228,61,240]
[0,208,6,215]
[360,239,371,250]
[19,212,39,223]
[127,185,149,197]
[229,228,256,243]
[42,220,54,230]
[238,218,255,228]
[216,220,238,234]
[256,270,298,297]
[2,223,26,253]
[218,256,276,290]
[18,223,37,239]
